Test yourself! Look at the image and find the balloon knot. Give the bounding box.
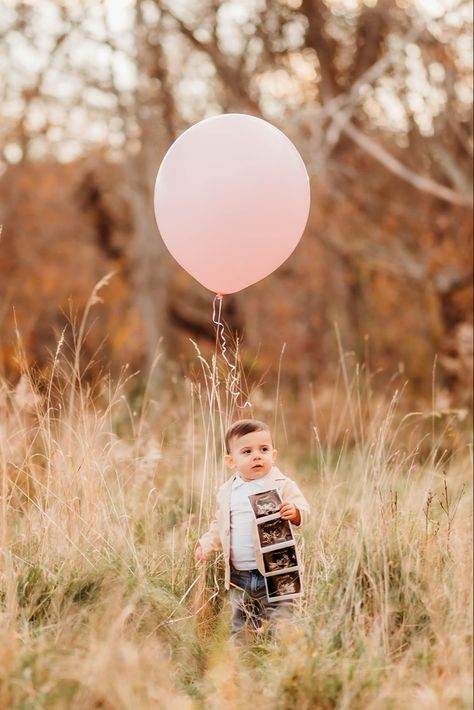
[216,293,224,300]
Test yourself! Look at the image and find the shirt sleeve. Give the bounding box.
[283,478,311,527]
[198,489,224,555]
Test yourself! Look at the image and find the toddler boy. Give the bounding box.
[195,418,310,641]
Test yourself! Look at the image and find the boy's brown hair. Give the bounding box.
[224,419,272,454]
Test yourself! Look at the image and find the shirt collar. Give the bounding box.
[232,469,274,489]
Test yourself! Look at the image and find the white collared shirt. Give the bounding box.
[230,469,274,570]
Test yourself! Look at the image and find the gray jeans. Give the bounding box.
[229,566,294,638]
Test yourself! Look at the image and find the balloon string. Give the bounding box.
[212,294,251,409]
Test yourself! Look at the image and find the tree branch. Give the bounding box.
[322,21,426,151]
[162,7,262,115]
[340,118,472,208]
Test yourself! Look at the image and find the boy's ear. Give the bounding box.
[272,449,277,463]
[224,454,235,468]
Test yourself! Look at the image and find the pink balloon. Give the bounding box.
[154,113,310,294]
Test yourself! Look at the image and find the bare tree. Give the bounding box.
[0,0,472,397]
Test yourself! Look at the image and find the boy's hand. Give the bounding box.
[280,502,301,525]
[194,543,206,566]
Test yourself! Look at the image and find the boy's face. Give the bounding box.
[225,429,277,481]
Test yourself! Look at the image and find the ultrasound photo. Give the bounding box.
[263,544,298,573]
[266,571,302,599]
[248,489,282,519]
[257,518,293,548]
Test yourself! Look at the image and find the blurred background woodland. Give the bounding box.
[0,0,472,412]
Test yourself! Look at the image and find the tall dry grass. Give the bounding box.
[0,308,472,709]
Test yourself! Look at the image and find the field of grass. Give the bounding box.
[0,329,472,709]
